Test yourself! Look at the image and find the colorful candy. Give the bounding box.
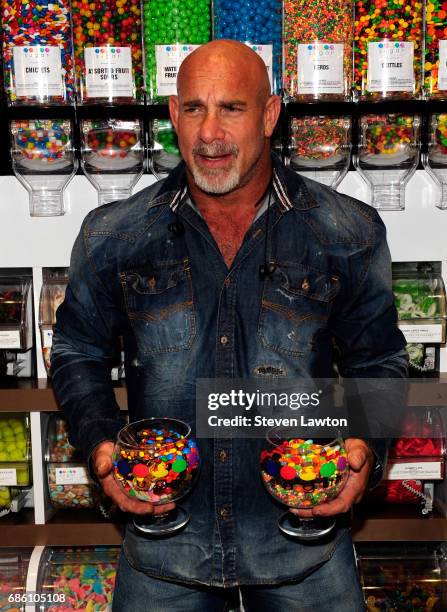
[11,120,72,166]
[0,0,75,105]
[47,464,96,509]
[113,423,200,504]
[71,0,143,103]
[82,119,142,167]
[0,289,22,325]
[360,114,417,157]
[424,1,447,97]
[260,437,349,508]
[47,416,80,463]
[393,278,442,319]
[213,0,282,94]
[354,0,423,100]
[290,116,350,162]
[0,550,29,611]
[283,0,353,101]
[142,0,211,102]
[150,119,181,175]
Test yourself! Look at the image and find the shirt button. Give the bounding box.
[220,335,229,346]
[219,506,230,520]
[224,277,231,288]
[219,449,228,462]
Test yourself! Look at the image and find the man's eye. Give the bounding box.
[184,107,200,113]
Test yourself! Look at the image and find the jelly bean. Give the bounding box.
[283,0,353,101]
[354,0,423,100]
[71,0,143,103]
[260,438,349,508]
[142,0,211,102]
[361,114,416,156]
[0,0,75,105]
[213,0,282,94]
[424,1,447,97]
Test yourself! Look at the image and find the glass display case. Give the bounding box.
[213,0,282,94]
[39,270,68,376]
[81,119,144,206]
[355,114,420,210]
[142,0,211,102]
[35,546,120,610]
[358,546,447,611]
[10,119,77,217]
[71,0,144,104]
[284,0,353,101]
[0,0,75,106]
[407,343,439,377]
[424,3,447,99]
[288,116,351,189]
[45,415,97,509]
[424,114,447,209]
[392,262,446,344]
[0,549,32,611]
[149,119,181,178]
[0,414,32,488]
[0,277,32,352]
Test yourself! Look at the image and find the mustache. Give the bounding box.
[192,142,239,157]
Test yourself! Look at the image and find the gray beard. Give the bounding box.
[191,167,241,195]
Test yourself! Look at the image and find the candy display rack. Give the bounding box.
[39,269,68,377]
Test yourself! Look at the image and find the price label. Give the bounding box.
[386,461,443,480]
[155,44,199,96]
[0,330,21,349]
[85,47,133,98]
[0,469,17,486]
[438,40,447,90]
[42,329,53,349]
[13,46,63,98]
[247,43,273,89]
[367,41,414,92]
[398,323,444,343]
[55,466,90,485]
[297,43,344,94]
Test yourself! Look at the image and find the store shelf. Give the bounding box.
[352,506,447,542]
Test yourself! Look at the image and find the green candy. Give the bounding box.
[320,461,336,478]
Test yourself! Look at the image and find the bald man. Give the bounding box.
[51,40,407,611]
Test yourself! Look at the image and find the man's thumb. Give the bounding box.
[94,451,112,478]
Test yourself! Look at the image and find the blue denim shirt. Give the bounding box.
[51,155,408,587]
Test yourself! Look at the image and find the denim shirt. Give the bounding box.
[51,155,408,587]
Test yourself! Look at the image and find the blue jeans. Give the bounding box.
[112,530,366,612]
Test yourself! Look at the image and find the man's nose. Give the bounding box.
[198,112,226,143]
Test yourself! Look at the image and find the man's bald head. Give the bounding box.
[177,40,271,104]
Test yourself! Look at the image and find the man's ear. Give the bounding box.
[169,95,179,131]
[264,95,281,138]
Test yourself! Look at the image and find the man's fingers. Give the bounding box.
[101,474,175,515]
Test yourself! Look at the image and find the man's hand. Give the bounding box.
[291,438,374,518]
[92,441,175,515]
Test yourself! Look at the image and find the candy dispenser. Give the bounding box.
[424,114,447,209]
[424,2,447,98]
[393,262,446,344]
[81,119,144,205]
[35,546,120,610]
[0,276,33,378]
[0,549,31,610]
[407,343,439,377]
[288,116,351,189]
[355,114,420,210]
[358,546,447,611]
[44,415,99,509]
[71,0,143,104]
[10,119,77,217]
[283,0,353,101]
[0,414,32,488]
[142,0,211,102]
[149,118,181,177]
[0,0,75,105]
[213,0,282,94]
[39,270,68,376]
[354,0,423,100]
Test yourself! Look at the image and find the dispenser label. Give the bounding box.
[42,329,53,349]
[386,461,443,480]
[155,45,199,96]
[438,40,447,90]
[55,466,90,485]
[246,44,273,89]
[84,47,133,98]
[0,469,17,486]
[297,43,344,94]
[398,323,444,343]
[13,46,63,98]
[0,330,21,349]
[367,41,414,92]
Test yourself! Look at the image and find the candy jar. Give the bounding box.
[142,0,211,102]
[288,116,351,189]
[81,119,144,205]
[283,0,354,101]
[424,1,447,98]
[36,547,120,609]
[424,114,447,209]
[355,114,420,210]
[0,0,75,105]
[71,0,143,104]
[0,414,32,488]
[0,549,31,609]
[39,272,68,375]
[260,431,349,540]
[354,0,423,100]
[113,417,200,535]
[10,119,77,217]
[149,118,182,177]
[213,0,282,94]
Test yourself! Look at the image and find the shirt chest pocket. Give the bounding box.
[119,258,196,355]
[257,264,340,357]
